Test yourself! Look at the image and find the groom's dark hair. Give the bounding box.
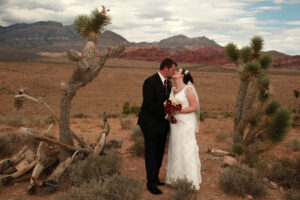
[159,58,177,70]
[182,69,194,84]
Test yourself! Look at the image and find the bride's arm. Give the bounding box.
[178,87,197,114]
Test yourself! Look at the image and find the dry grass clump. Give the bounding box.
[0,115,24,127]
[216,132,228,141]
[283,189,300,200]
[120,118,133,129]
[268,157,300,189]
[71,113,90,118]
[65,149,122,186]
[127,125,144,157]
[218,165,267,197]
[0,136,10,157]
[55,175,143,200]
[285,139,300,152]
[170,177,197,200]
[0,132,39,157]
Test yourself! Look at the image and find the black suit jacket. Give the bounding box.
[138,73,171,134]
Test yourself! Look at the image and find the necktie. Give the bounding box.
[163,80,167,89]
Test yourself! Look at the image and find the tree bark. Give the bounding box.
[94,113,110,155]
[59,42,125,161]
[233,76,250,143]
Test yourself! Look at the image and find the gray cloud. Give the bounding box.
[0,0,299,54]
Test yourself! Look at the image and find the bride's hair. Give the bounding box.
[182,69,194,84]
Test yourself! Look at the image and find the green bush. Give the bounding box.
[130,105,141,116]
[219,165,266,197]
[232,143,245,156]
[122,101,141,116]
[122,101,130,115]
[171,177,197,200]
[199,111,209,121]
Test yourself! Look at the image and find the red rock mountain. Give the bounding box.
[0,21,299,69]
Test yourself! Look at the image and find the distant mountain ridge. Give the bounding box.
[0,21,128,52]
[0,21,299,69]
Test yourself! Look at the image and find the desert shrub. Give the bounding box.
[127,125,144,157]
[120,118,133,129]
[122,101,130,115]
[232,143,245,156]
[130,105,141,116]
[171,177,197,200]
[127,136,144,157]
[66,150,122,186]
[55,175,142,200]
[0,136,11,157]
[122,101,141,116]
[130,125,143,141]
[0,132,39,156]
[44,116,56,124]
[268,157,300,189]
[106,113,119,118]
[0,115,24,127]
[71,113,90,118]
[223,112,233,118]
[216,132,228,141]
[199,111,209,121]
[219,165,266,197]
[242,144,259,167]
[284,189,300,200]
[285,139,300,152]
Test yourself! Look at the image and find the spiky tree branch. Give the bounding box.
[225,36,292,154]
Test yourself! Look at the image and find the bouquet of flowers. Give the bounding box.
[164,97,182,123]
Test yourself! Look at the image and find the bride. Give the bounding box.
[166,68,202,190]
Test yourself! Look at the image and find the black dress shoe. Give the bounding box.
[147,184,163,195]
[157,180,165,186]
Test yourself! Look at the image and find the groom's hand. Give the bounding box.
[166,114,172,122]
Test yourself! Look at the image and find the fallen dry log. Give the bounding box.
[94,112,110,155]
[0,145,29,173]
[20,127,91,154]
[15,92,89,148]
[42,150,79,192]
[0,160,37,185]
[28,141,60,195]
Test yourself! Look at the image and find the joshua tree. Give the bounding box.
[59,6,125,160]
[225,36,292,153]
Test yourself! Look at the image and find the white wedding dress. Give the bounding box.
[166,85,202,190]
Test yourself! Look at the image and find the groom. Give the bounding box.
[138,58,177,194]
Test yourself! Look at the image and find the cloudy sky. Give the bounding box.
[0,0,299,55]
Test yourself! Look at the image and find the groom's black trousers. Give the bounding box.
[143,130,168,186]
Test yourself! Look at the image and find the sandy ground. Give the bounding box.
[0,115,299,200]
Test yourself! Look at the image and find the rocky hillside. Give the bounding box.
[118,46,230,65]
[0,21,299,69]
[0,21,128,52]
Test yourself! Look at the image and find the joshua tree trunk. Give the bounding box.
[59,41,125,161]
[233,77,250,143]
[59,87,77,160]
